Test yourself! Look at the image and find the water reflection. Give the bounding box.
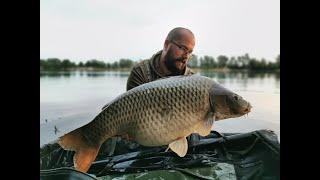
[200,70,279,80]
[40,71,130,78]
[275,72,280,81]
[86,72,106,77]
[40,71,74,77]
[217,72,226,80]
[195,70,280,93]
[40,70,279,81]
[40,70,280,94]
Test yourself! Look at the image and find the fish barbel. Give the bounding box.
[58,75,251,172]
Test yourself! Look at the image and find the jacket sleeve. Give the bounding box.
[126,65,147,91]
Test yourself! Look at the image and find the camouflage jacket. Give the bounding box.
[127,50,194,91]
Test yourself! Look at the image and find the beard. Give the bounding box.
[164,49,186,76]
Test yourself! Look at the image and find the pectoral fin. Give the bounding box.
[194,112,215,136]
[168,137,188,157]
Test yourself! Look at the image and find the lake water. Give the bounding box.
[40,70,280,146]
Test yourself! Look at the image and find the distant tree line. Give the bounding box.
[40,58,135,71]
[188,54,280,70]
[40,54,279,71]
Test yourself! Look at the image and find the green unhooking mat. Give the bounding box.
[40,129,280,180]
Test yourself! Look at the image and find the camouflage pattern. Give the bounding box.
[126,50,194,91]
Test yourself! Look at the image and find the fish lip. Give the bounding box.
[243,103,252,114]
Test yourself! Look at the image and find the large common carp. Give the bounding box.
[58,75,251,172]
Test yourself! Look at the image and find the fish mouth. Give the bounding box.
[241,103,252,117]
[230,103,252,118]
[243,103,252,114]
[229,102,252,117]
[215,109,250,120]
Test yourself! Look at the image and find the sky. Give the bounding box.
[40,0,280,63]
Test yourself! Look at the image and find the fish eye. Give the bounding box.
[234,95,239,100]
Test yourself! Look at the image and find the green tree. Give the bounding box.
[199,57,204,68]
[227,57,238,69]
[236,56,244,69]
[260,59,267,70]
[40,59,46,70]
[248,58,259,70]
[106,63,111,69]
[200,56,216,68]
[243,53,250,68]
[45,58,62,70]
[188,54,198,68]
[119,59,134,68]
[236,54,250,69]
[61,59,73,69]
[217,55,229,68]
[78,62,84,67]
[111,61,119,69]
[85,59,106,68]
[267,61,276,70]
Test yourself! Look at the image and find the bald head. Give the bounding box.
[160,27,195,75]
[166,27,195,42]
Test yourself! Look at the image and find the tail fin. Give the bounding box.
[58,129,101,173]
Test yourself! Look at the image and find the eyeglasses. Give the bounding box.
[170,41,193,57]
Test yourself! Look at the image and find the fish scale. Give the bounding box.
[58,75,252,173]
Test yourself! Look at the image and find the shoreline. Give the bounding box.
[40,67,280,73]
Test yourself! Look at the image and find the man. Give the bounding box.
[127,27,195,91]
[106,27,199,155]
